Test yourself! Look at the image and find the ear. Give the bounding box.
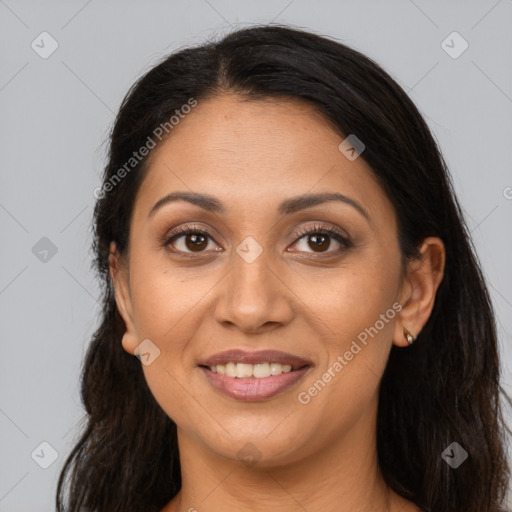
[109,241,139,355]
[393,236,445,347]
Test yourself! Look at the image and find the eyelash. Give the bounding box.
[163,222,352,257]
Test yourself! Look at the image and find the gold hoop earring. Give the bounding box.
[403,328,415,345]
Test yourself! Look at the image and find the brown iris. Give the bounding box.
[308,234,330,252]
[185,233,208,252]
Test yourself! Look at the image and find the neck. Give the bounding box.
[163,395,409,512]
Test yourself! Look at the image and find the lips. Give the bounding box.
[198,349,313,401]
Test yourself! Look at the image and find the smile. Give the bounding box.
[198,349,312,401]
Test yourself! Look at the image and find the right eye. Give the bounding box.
[164,225,222,254]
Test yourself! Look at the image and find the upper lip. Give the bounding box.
[199,349,312,370]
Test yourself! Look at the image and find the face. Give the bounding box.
[110,94,421,467]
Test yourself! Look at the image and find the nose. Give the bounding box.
[213,250,295,334]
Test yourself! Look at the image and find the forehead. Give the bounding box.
[132,94,394,225]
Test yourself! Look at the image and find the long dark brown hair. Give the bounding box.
[56,24,512,512]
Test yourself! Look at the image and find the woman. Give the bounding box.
[56,24,511,512]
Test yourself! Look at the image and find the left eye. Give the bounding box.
[290,226,352,254]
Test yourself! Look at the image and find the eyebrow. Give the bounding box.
[147,191,369,221]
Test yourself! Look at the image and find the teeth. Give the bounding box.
[225,362,237,377]
[209,362,293,378]
[236,363,253,378]
[253,362,270,378]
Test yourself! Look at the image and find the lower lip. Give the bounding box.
[199,366,311,401]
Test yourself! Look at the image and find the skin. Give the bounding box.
[109,94,445,512]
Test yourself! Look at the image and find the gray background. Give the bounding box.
[1,0,511,510]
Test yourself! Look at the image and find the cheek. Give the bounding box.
[295,253,400,408]
[127,259,223,426]
[129,256,213,339]
[299,253,400,349]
